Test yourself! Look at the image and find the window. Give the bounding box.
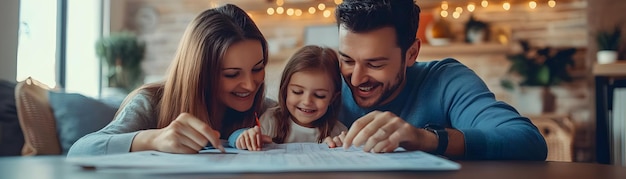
[65,0,102,97]
[17,0,57,88]
[17,0,102,97]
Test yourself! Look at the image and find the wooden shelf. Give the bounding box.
[419,43,510,57]
[272,43,510,62]
[593,61,626,77]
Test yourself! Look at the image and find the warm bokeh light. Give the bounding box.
[276,0,284,6]
[286,8,294,16]
[452,11,461,19]
[548,0,556,8]
[455,7,463,13]
[441,1,449,10]
[440,10,448,18]
[295,9,302,16]
[481,0,489,7]
[323,9,331,18]
[467,3,476,12]
[266,7,275,15]
[334,0,342,5]
[503,2,511,11]
[276,7,284,14]
[308,7,316,14]
[498,34,509,44]
[529,1,537,9]
[318,3,326,10]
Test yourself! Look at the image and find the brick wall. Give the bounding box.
[115,0,603,162]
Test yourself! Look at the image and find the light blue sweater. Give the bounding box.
[338,58,548,160]
[67,89,276,156]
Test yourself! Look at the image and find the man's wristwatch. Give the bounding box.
[424,124,448,155]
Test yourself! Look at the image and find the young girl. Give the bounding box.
[229,45,347,151]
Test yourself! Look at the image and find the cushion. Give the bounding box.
[0,79,23,156]
[49,91,116,154]
[14,77,61,155]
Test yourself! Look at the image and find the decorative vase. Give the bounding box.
[597,50,618,64]
[513,86,556,115]
[426,18,452,46]
[541,86,556,113]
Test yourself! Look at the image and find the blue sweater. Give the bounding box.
[339,58,547,160]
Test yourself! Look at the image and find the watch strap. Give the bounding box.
[424,124,448,155]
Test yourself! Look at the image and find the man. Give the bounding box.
[333,0,547,160]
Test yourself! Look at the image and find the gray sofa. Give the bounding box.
[1,78,121,156]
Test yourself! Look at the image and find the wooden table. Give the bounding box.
[1,156,625,179]
[593,61,626,164]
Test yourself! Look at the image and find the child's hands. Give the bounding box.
[235,126,272,151]
[325,131,347,148]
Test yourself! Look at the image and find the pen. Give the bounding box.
[255,112,261,149]
[255,112,261,128]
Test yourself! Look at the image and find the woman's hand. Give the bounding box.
[132,113,224,153]
[324,131,347,148]
[235,126,272,151]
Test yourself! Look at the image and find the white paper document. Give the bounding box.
[67,143,461,173]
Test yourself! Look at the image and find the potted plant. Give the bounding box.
[95,32,146,93]
[596,26,621,64]
[501,40,577,114]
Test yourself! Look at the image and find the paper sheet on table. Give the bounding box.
[67,143,461,173]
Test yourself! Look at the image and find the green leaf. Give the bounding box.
[536,65,550,86]
[500,79,515,91]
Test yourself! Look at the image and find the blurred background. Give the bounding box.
[1,0,625,165]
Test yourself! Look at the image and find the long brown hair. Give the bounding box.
[126,4,267,138]
[272,46,342,143]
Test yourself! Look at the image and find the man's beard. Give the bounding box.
[369,71,404,107]
[355,59,406,108]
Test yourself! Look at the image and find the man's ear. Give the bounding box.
[405,38,421,67]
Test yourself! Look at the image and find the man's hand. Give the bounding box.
[235,126,272,151]
[342,111,437,153]
[133,113,224,154]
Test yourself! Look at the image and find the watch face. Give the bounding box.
[425,124,444,130]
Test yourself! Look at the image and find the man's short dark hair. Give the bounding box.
[335,0,421,53]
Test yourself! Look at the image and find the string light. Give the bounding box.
[548,0,556,8]
[453,11,461,19]
[267,7,275,15]
[440,10,449,18]
[502,1,511,11]
[286,8,294,16]
[334,0,342,5]
[455,7,463,13]
[276,0,284,6]
[295,9,302,16]
[318,3,326,10]
[529,1,537,9]
[323,10,331,18]
[308,7,316,14]
[441,1,449,10]
[276,7,284,14]
[467,2,476,12]
[481,0,488,8]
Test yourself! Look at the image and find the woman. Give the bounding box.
[68,4,275,156]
